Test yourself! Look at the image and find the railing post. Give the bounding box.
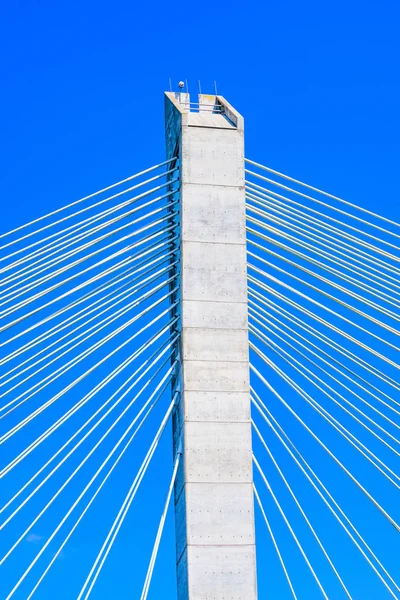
[165,91,257,600]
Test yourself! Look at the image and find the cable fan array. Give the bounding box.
[1,151,399,600]
[0,161,181,599]
[246,159,400,599]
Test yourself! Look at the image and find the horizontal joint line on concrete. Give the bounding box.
[175,544,256,568]
[182,326,248,331]
[181,182,244,189]
[185,389,250,394]
[182,358,250,364]
[187,544,256,547]
[181,240,246,247]
[182,300,248,305]
[183,419,251,424]
[181,298,249,305]
[181,238,246,246]
[181,481,253,486]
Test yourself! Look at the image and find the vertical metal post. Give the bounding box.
[165,91,257,600]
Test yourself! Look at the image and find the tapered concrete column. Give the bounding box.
[165,92,257,600]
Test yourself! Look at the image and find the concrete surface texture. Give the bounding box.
[165,92,258,600]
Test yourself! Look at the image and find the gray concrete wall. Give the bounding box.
[165,92,257,600]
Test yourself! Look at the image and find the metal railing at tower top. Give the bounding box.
[180,101,225,113]
[171,92,226,113]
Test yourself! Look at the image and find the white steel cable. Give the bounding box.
[248,267,400,363]
[0,259,178,402]
[253,421,353,599]
[246,209,400,318]
[75,398,177,600]
[245,158,400,232]
[1,321,178,484]
[249,299,400,420]
[140,449,181,600]
[1,327,177,509]
[0,246,176,391]
[253,455,330,600]
[251,324,400,489]
[0,246,176,387]
[0,274,178,417]
[246,182,400,283]
[1,186,178,296]
[0,159,177,243]
[0,221,176,334]
[250,362,400,533]
[24,390,177,600]
[2,345,178,527]
[1,361,177,545]
[0,199,177,312]
[0,213,176,336]
[247,223,400,321]
[247,246,400,337]
[246,203,400,308]
[245,168,400,251]
[0,287,178,443]
[253,485,298,600]
[248,294,400,417]
[245,180,400,268]
[2,384,177,600]
[0,169,178,275]
[245,190,400,292]
[0,230,175,352]
[250,329,400,487]
[248,280,400,395]
[251,392,400,597]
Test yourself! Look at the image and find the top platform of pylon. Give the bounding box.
[164,91,244,131]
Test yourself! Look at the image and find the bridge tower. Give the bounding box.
[165,92,258,600]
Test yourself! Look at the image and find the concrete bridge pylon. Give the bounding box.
[165,91,258,600]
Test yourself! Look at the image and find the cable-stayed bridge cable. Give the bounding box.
[0,260,178,403]
[245,189,400,291]
[0,159,177,245]
[248,296,400,418]
[1,185,178,295]
[253,455,330,600]
[250,362,400,533]
[250,328,400,486]
[248,282,400,395]
[246,202,400,307]
[0,169,178,275]
[245,167,400,251]
[24,388,175,600]
[3,386,178,599]
[249,301,400,430]
[253,485,298,599]
[0,223,176,333]
[0,232,176,351]
[0,200,178,314]
[0,289,179,443]
[245,158,400,232]
[251,391,399,597]
[75,396,177,600]
[0,248,177,388]
[140,449,181,600]
[253,421,353,599]
[248,271,400,367]
[1,359,179,567]
[248,249,400,339]
[1,326,178,511]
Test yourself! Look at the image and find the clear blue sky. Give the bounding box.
[1,1,399,598]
